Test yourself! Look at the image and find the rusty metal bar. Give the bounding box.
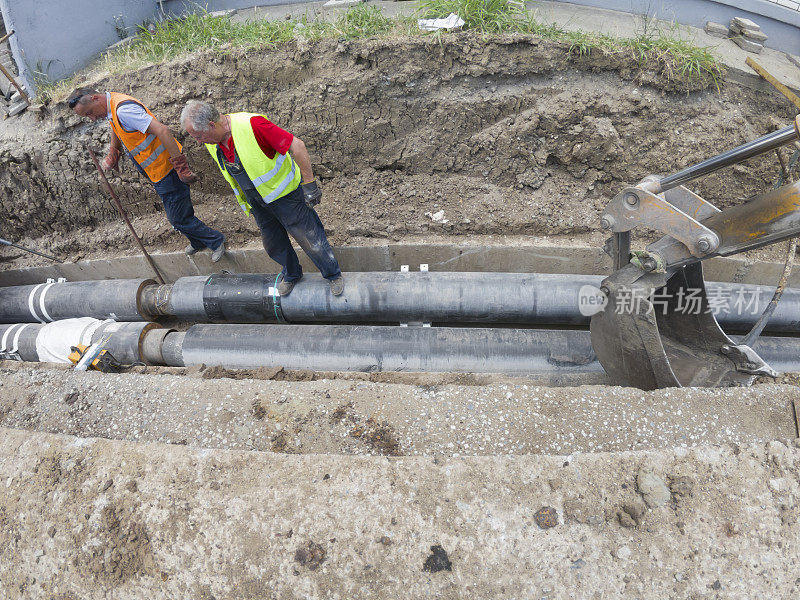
[702,180,800,257]
[88,148,165,284]
[0,30,29,106]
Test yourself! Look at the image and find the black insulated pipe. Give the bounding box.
[276,272,594,324]
[141,273,800,332]
[168,324,800,375]
[0,323,43,362]
[158,330,185,367]
[4,273,800,332]
[203,273,285,323]
[176,324,600,374]
[0,321,160,365]
[0,279,154,324]
[91,321,160,366]
[140,274,286,323]
[4,322,800,377]
[140,272,602,324]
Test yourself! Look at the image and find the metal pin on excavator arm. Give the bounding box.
[590,117,800,389]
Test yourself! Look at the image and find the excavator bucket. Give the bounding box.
[589,119,800,389]
[590,261,775,389]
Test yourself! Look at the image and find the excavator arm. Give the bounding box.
[590,117,800,389]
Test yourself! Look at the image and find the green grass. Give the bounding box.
[334,3,394,39]
[417,0,525,32]
[37,0,724,102]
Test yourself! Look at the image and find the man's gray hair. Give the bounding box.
[180,100,220,132]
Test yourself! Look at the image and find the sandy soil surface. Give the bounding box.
[1,426,799,598]
[0,362,798,456]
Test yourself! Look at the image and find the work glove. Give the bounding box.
[301,179,322,208]
[169,153,199,184]
[101,145,121,172]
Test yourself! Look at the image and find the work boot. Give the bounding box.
[329,275,344,296]
[278,276,296,296]
[211,239,226,263]
[184,244,199,256]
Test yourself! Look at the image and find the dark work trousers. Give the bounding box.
[249,185,341,283]
[152,170,225,251]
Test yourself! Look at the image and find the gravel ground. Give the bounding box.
[0,363,796,456]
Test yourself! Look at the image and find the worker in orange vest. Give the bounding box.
[67,88,226,261]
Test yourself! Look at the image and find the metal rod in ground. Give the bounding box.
[0,237,58,261]
[741,161,800,347]
[88,148,165,284]
[0,31,29,106]
[793,398,800,439]
[742,236,797,347]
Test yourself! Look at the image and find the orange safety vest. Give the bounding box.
[107,92,178,183]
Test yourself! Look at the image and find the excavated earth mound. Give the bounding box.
[0,34,797,265]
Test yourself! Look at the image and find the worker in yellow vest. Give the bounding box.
[180,99,343,296]
[67,88,226,262]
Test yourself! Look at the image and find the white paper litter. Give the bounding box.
[418,13,465,32]
[424,209,449,223]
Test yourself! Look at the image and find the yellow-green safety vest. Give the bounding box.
[206,112,301,216]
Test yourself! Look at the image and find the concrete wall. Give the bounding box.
[0,0,308,96]
[0,0,157,94]
[164,0,308,13]
[556,0,800,55]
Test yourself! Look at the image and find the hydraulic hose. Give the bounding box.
[654,125,799,193]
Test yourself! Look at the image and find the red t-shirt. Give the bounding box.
[217,116,293,162]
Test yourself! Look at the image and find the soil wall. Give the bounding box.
[0,35,795,253]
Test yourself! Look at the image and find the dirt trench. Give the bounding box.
[1,33,800,597]
[0,34,796,266]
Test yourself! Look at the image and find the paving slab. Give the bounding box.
[732,35,764,53]
[704,21,729,38]
[731,17,762,33]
